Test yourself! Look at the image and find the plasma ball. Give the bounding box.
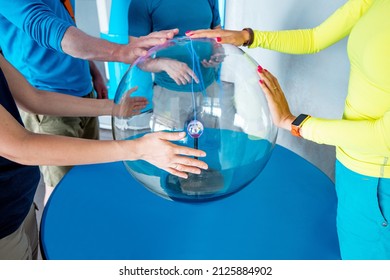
[112,37,277,202]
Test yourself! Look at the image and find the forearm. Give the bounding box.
[27,91,113,116]
[301,115,390,156]
[0,106,134,166]
[251,29,320,54]
[0,55,113,116]
[61,26,123,62]
[251,0,373,53]
[61,27,178,64]
[13,133,135,166]
[89,60,100,78]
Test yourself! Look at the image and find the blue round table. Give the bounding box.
[40,145,340,260]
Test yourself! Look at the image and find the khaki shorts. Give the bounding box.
[152,81,236,131]
[19,92,99,187]
[0,204,38,260]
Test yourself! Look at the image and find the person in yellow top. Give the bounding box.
[187,0,390,260]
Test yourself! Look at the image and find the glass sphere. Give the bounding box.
[112,37,277,202]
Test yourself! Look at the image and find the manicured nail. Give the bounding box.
[259,79,264,85]
[216,37,222,42]
[185,30,192,35]
[257,65,263,73]
[264,69,268,72]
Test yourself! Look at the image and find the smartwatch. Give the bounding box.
[291,114,311,137]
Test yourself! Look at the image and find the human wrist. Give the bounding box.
[281,115,296,131]
[291,114,311,137]
[242,28,254,47]
[102,99,114,116]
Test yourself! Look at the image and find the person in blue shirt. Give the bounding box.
[128,0,221,88]
[0,55,208,259]
[0,0,179,203]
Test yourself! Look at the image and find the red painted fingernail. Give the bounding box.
[264,69,268,72]
[259,79,264,84]
[257,65,263,73]
[216,37,222,42]
[185,30,192,34]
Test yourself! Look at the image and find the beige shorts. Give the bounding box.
[19,92,99,187]
[0,204,38,260]
[152,81,236,131]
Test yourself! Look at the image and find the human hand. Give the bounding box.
[257,66,296,130]
[201,55,224,68]
[186,29,248,46]
[112,87,148,117]
[159,58,200,85]
[92,71,108,99]
[201,42,226,68]
[89,61,108,99]
[134,131,208,178]
[123,29,179,64]
[138,57,200,85]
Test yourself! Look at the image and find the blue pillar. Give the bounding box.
[101,0,132,99]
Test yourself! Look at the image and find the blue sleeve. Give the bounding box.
[210,0,221,28]
[128,0,152,37]
[0,0,73,52]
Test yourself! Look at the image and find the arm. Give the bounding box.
[89,61,108,99]
[187,0,373,53]
[61,27,178,64]
[250,0,373,54]
[299,115,390,156]
[137,56,200,85]
[0,0,178,64]
[258,68,390,156]
[0,106,207,178]
[0,55,114,116]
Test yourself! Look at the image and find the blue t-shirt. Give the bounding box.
[0,0,92,96]
[128,0,221,37]
[0,67,40,239]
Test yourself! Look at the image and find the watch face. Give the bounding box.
[292,114,309,126]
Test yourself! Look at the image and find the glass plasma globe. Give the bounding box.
[112,37,277,202]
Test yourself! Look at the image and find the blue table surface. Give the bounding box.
[40,145,340,260]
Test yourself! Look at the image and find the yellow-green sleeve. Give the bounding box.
[301,113,390,156]
[250,0,373,54]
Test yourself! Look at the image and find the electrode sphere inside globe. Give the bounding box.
[112,37,277,202]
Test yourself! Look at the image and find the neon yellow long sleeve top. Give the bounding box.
[252,0,390,177]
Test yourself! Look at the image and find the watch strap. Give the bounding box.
[291,114,311,137]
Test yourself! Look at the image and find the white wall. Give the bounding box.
[224,0,350,180]
[75,0,106,81]
[76,0,350,180]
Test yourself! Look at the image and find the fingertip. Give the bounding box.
[216,37,222,43]
[178,131,186,138]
